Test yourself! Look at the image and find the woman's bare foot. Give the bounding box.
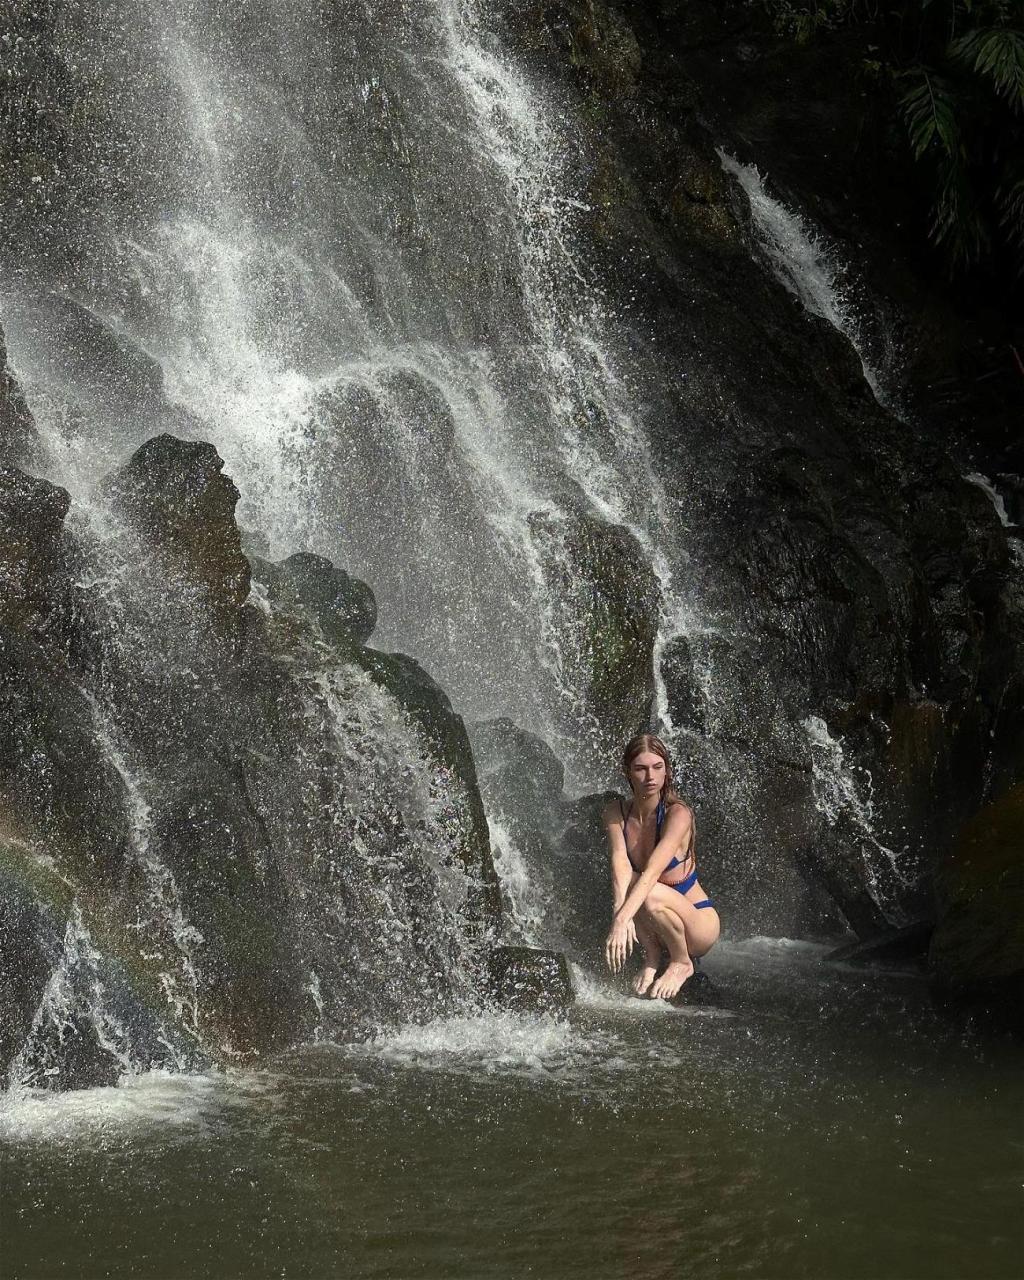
[649,959,693,999]
[633,963,659,996]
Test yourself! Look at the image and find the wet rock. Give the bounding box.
[152,759,306,1057]
[508,1,642,94]
[0,858,65,1079]
[0,465,73,643]
[0,325,38,467]
[659,635,708,735]
[359,647,501,931]
[471,717,614,959]
[485,944,573,1013]
[667,147,742,248]
[257,551,377,646]
[826,920,932,969]
[530,505,660,776]
[930,784,1024,1028]
[105,434,251,619]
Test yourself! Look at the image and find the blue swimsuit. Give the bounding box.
[620,797,715,909]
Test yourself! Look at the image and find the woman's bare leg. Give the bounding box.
[632,907,663,995]
[643,884,721,1000]
[646,902,693,998]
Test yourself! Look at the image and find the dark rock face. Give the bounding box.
[0,465,73,641]
[930,785,1024,1028]
[0,326,38,467]
[257,552,378,647]
[491,0,1024,951]
[485,945,573,1013]
[530,504,660,775]
[106,434,251,620]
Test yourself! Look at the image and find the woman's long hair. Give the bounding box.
[621,733,682,807]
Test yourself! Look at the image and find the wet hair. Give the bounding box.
[621,733,681,807]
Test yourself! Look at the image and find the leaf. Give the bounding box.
[950,27,1024,110]
[899,68,961,160]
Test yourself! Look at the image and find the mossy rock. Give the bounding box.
[530,505,660,767]
[359,647,502,932]
[930,783,1024,1026]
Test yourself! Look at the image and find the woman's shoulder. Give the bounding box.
[603,794,625,819]
[664,797,694,825]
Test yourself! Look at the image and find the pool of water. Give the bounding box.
[2,939,1021,1280]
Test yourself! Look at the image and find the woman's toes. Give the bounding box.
[633,966,657,995]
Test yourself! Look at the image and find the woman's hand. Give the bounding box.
[605,915,637,974]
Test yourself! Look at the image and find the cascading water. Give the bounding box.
[4,0,704,794]
[85,697,204,1042]
[803,715,913,923]
[719,150,896,407]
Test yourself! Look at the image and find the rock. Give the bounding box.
[151,759,306,1058]
[929,784,1024,1028]
[0,854,66,1079]
[360,648,502,931]
[0,465,73,643]
[485,944,573,1013]
[659,635,708,735]
[529,505,660,777]
[258,551,377,646]
[826,920,932,969]
[667,146,742,248]
[471,717,615,958]
[105,434,251,618]
[0,325,38,467]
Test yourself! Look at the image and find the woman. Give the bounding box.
[603,733,720,998]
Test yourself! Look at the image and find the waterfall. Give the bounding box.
[3,0,706,794]
[803,715,911,922]
[718,150,894,406]
[9,905,141,1091]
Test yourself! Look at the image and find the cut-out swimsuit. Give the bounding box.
[620,797,715,909]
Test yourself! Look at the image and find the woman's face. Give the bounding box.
[627,750,665,799]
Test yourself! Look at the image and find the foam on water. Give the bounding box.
[569,963,735,1019]
[0,1070,234,1145]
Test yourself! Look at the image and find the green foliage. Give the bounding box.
[754,1,1024,278]
[950,26,1024,107]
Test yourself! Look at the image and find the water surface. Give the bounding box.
[3,940,1020,1280]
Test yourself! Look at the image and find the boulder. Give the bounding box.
[359,648,502,933]
[529,505,660,776]
[256,551,377,646]
[105,434,251,617]
[471,716,614,958]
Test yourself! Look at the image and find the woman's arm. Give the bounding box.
[603,801,638,972]
[613,804,691,928]
[603,802,633,911]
